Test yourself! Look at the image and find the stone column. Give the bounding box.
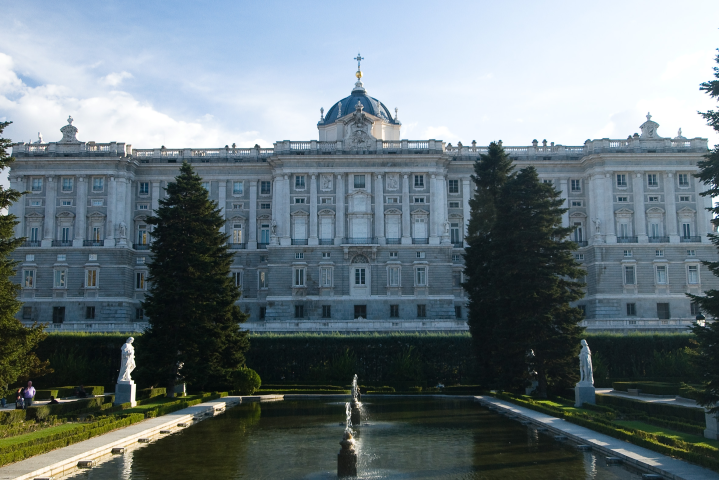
[42,175,56,247]
[125,178,133,239]
[559,178,569,228]
[248,180,257,249]
[604,172,616,244]
[401,174,411,244]
[633,172,647,242]
[151,182,160,213]
[218,180,227,234]
[429,174,439,244]
[309,174,318,245]
[699,185,712,242]
[116,177,127,245]
[335,173,345,245]
[104,175,116,246]
[280,174,291,245]
[462,178,471,243]
[271,175,280,245]
[587,174,602,244]
[9,176,24,238]
[438,174,450,244]
[375,173,385,244]
[665,172,679,242]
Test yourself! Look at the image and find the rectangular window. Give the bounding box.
[624,266,636,285]
[688,265,699,284]
[91,199,104,207]
[57,254,66,261]
[295,252,304,259]
[415,267,427,286]
[687,249,696,256]
[354,175,366,189]
[201,182,210,191]
[575,254,585,261]
[678,173,689,187]
[682,223,691,238]
[136,257,145,264]
[416,251,425,259]
[619,223,629,238]
[62,177,73,191]
[61,199,72,206]
[388,266,400,286]
[354,305,366,319]
[627,303,636,316]
[389,252,398,258]
[232,203,243,210]
[260,203,271,209]
[232,271,243,288]
[355,268,366,285]
[30,227,39,242]
[29,199,41,206]
[233,181,244,195]
[448,179,459,193]
[680,196,690,202]
[92,177,104,192]
[135,308,144,320]
[232,224,243,244]
[22,306,32,319]
[617,196,628,202]
[320,197,333,204]
[655,249,664,257]
[570,179,581,192]
[61,227,70,242]
[453,271,462,287]
[295,175,305,189]
[657,303,670,319]
[31,178,42,191]
[23,270,34,288]
[390,305,399,318]
[571,200,582,207]
[455,305,462,319]
[651,224,660,238]
[648,196,659,202]
[54,269,66,288]
[450,223,461,244]
[138,226,148,245]
[691,302,701,316]
[573,223,583,242]
[647,174,658,187]
[52,306,65,324]
[85,306,95,319]
[656,265,667,284]
[260,181,271,195]
[260,224,270,244]
[294,197,306,204]
[616,174,627,187]
[92,226,102,241]
[86,269,98,288]
[417,304,426,318]
[138,204,149,210]
[259,306,266,320]
[414,175,424,188]
[259,271,268,288]
[320,267,333,287]
[136,272,146,290]
[449,201,460,208]
[413,196,425,203]
[294,268,305,287]
[322,305,331,318]
[386,196,399,204]
[139,182,149,195]
[543,179,552,185]
[294,305,304,318]
[322,252,331,258]
[624,250,632,257]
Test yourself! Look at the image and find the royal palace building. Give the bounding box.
[7,64,716,333]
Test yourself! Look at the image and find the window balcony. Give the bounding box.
[291,239,309,245]
[21,241,41,247]
[83,240,104,247]
[385,238,401,245]
[412,238,429,245]
[617,236,638,244]
[319,239,334,245]
[648,236,669,243]
[573,240,588,247]
[51,240,72,247]
[680,236,701,243]
[228,243,246,249]
[258,243,269,249]
[133,243,151,250]
[343,237,377,244]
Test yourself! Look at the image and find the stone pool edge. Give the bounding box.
[475,395,719,480]
[0,395,283,480]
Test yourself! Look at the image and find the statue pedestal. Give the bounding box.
[114,381,136,407]
[574,383,595,407]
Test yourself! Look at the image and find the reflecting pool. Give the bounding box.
[69,398,641,479]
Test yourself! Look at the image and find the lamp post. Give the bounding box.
[696,313,706,327]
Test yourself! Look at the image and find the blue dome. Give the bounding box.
[322,91,398,125]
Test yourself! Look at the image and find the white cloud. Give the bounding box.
[100,71,133,87]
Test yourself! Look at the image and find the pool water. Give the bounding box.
[69,398,641,479]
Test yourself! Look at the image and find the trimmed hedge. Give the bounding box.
[0,413,145,467]
[596,394,705,424]
[34,390,59,401]
[0,409,26,425]
[612,381,689,396]
[26,396,111,421]
[136,387,166,400]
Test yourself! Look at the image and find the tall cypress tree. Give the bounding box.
[137,162,249,394]
[688,49,719,412]
[0,121,50,399]
[464,142,514,385]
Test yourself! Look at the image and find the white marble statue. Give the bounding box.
[578,339,594,385]
[593,217,601,234]
[271,219,277,235]
[119,222,127,238]
[117,337,136,383]
[443,221,450,235]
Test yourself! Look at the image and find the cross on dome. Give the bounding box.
[354,53,364,70]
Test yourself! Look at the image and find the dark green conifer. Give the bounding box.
[688,50,719,412]
[0,121,49,399]
[137,162,249,394]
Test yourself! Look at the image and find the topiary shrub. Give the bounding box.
[231,367,261,395]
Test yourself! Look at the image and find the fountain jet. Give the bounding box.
[350,374,361,426]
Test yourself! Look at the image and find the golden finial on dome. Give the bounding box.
[354,52,364,79]
[356,70,363,79]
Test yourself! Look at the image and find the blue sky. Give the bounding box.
[1,0,719,158]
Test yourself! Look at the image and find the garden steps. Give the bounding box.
[0,395,281,480]
[475,395,719,480]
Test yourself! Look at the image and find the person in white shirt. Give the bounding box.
[22,381,36,409]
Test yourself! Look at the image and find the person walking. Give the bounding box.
[15,387,24,409]
[22,381,35,409]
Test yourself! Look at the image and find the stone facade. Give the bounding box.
[7,84,716,333]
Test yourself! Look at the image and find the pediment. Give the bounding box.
[229,214,246,221]
[88,211,107,219]
[448,213,464,219]
[25,211,44,218]
[134,214,148,221]
[318,209,335,216]
[290,210,309,217]
[646,207,665,214]
[256,214,272,220]
[56,211,75,218]
[677,207,696,215]
[569,212,587,218]
[384,208,402,215]
[614,208,634,215]
[411,209,430,215]
[347,190,372,198]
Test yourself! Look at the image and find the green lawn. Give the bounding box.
[614,420,719,449]
[0,422,80,448]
